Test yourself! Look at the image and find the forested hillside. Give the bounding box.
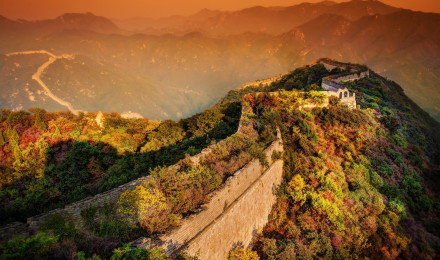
[227,64,440,259]
[0,98,241,226]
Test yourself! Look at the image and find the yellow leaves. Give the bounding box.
[117,182,168,223]
[310,193,345,231]
[228,247,259,260]
[291,126,301,136]
[307,90,327,104]
[288,174,307,206]
[346,151,354,162]
[210,144,229,160]
[289,174,305,192]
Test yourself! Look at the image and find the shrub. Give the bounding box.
[228,247,259,260]
[388,199,407,219]
[380,116,399,134]
[386,149,403,164]
[7,111,29,125]
[379,162,393,176]
[246,143,268,168]
[0,233,58,260]
[391,133,407,148]
[118,180,172,233]
[110,244,170,260]
[81,205,98,226]
[401,175,422,197]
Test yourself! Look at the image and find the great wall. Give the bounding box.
[237,74,285,90]
[0,103,285,259]
[0,58,369,259]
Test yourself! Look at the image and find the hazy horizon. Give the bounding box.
[1,0,440,21]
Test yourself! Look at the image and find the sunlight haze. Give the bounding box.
[1,0,439,20]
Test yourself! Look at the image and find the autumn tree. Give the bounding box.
[118,178,175,233]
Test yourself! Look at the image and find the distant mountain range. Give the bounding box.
[0,0,439,121]
[119,0,400,35]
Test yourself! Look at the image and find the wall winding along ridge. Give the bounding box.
[147,129,283,258]
[0,142,219,240]
[0,103,284,260]
[182,150,283,259]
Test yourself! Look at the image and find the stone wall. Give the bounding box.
[183,159,284,259]
[317,58,349,71]
[0,130,231,240]
[237,74,284,90]
[333,71,369,83]
[0,222,29,241]
[23,140,229,233]
[322,79,343,92]
[0,104,247,240]
[155,130,283,256]
[26,176,148,231]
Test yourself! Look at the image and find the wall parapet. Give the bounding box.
[134,128,283,259]
[0,121,240,240]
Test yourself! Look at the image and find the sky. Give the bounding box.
[1,0,439,20]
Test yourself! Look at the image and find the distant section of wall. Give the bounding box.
[156,130,283,256]
[319,61,369,110]
[317,58,350,71]
[237,74,284,90]
[332,71,370,83]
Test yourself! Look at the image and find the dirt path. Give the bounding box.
[6,50,80,115]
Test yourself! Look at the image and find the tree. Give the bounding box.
[53,126,62,139]
[117,179,172,233]
[29,108,47,131]
[194,108,222,137]
[329,96,340,106]
[379,116,399,134]
[6,111,28,125]
[34,113,47,131]
[110,244,170,260]
[228,247,259,260]
[0,233,58,259]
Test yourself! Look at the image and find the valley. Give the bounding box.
[1,0,440,121]
[6,50,79,114]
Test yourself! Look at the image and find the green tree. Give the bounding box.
[53,126,62,139]
[110,244,170,260]
[194,108,222,137]
[6,111,28,125]
[34,113,47,131]
[0,233,58,260]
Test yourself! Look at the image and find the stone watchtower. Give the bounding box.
[322,78,356,109]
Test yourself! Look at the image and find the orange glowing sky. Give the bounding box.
[1,0,439,20]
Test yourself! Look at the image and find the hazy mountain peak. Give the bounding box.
[320,0,337,6]
[54,12,119,30]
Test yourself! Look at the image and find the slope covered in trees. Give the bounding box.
[0,97,241,225]
[232,64,440,259]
